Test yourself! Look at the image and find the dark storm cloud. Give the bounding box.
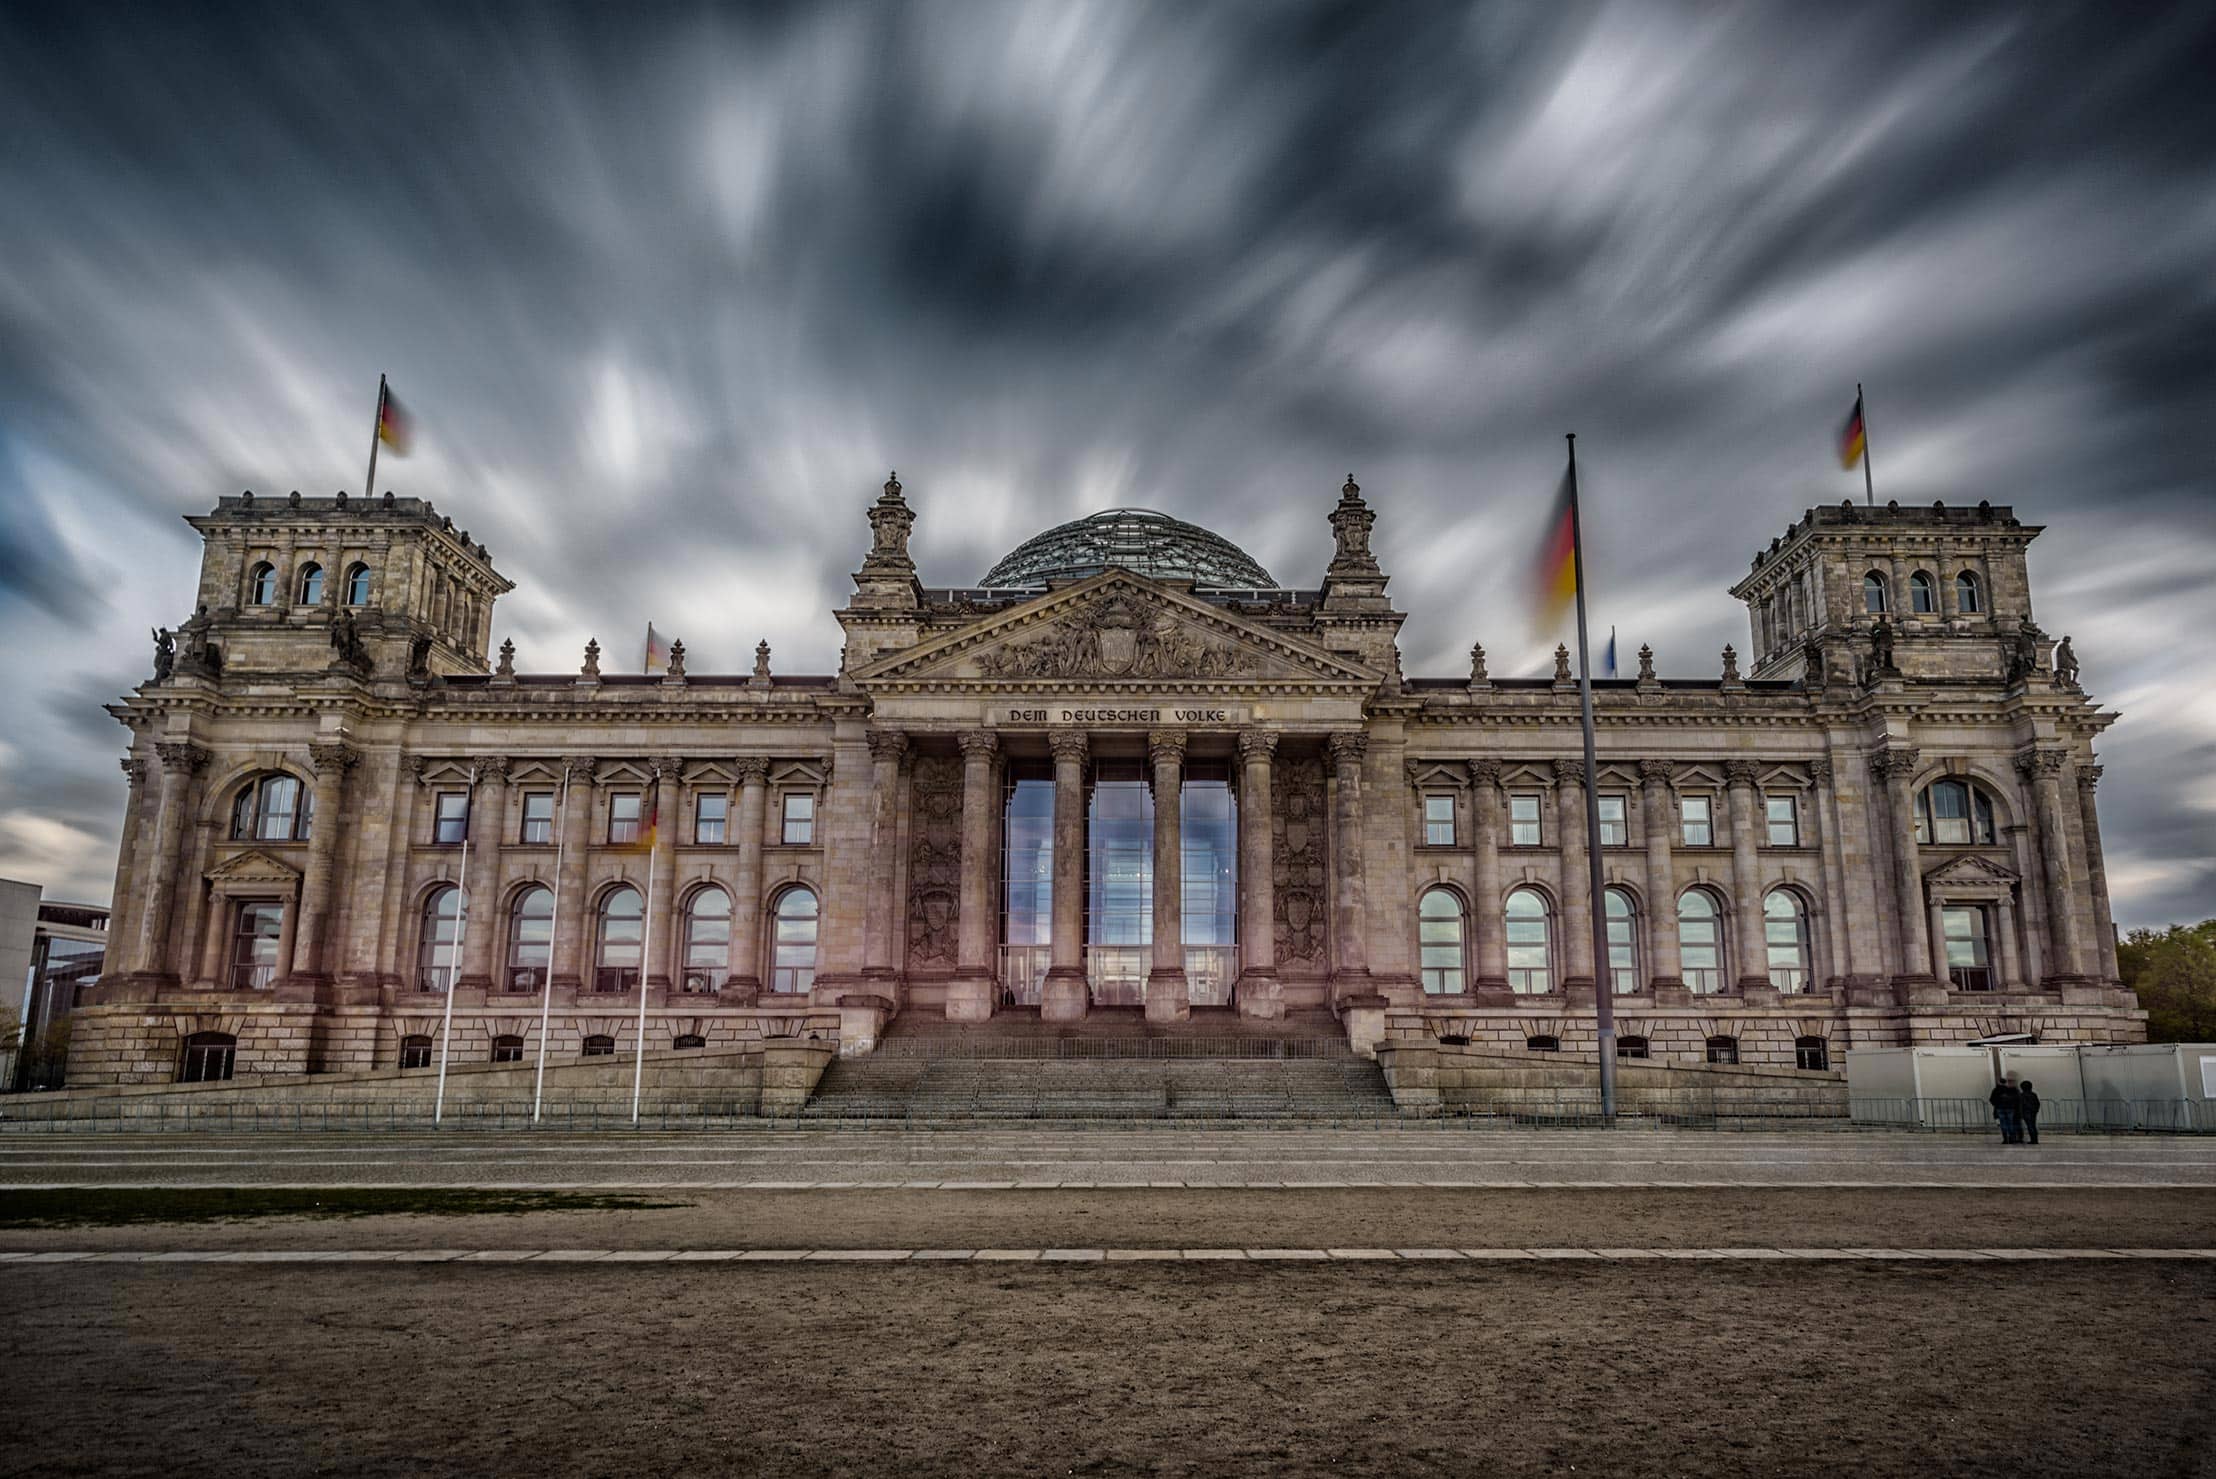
[0,0,2211,924]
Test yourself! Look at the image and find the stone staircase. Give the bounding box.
[802,1009,1397,1122]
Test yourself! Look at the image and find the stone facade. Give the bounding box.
[73,477,2140,1086]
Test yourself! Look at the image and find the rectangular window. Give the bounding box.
[1680,795,1713,847]
[608,792,642,845]
[781,792,815,845]
[1765,795,1799,847]
[433,792,470,845]
[229,900,284,990]
[1597,794,1628,847]
[520,791,554,844]
[694,792,728,845]
[1942,906,1993,990]
[1508,793,1542,846]
[1423,794,1456,847]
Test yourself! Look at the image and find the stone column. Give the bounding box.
[1553,759,1595,994]
[1807,757,1848,988]
[290,740,359,984]
[2019,747,2085,981]
[1327,731,1370,998]
[1468,760,1507,991]
[1928,896,1951,984]
[1235,730,1282,1018]
[2076,764,2119,982]
[197,886,233,988]
[861,732,907,997]
[106,758,150,974]
[1041,730,1089,1021]
[646,757,680,993]
[1870,745,1932,982]
[1639,760,1682,989]
[459,758,507,992]
[1724,759,1770,990]
[550,758,596,995]
[1146,729,1190,1023]
[948,730,1000,1022]
[728,758,770,998]
[1995,896,2024,988]
[133,741,206,981]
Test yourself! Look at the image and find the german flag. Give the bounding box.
[377,381,412,455]
[1531,461,1578,630]
[1837,391,1867,470]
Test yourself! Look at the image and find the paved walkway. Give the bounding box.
[7,1245,2215,1263]
[3,1128,2213,1188]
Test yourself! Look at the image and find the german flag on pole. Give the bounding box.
[1837,391,1867,470]
[377,380,412,455]
[1531,460,1578,630]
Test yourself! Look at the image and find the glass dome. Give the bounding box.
[981,508,1275,589]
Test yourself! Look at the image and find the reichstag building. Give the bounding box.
[72,472,2142,1084]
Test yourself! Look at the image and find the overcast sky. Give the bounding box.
[1,2,2211,927]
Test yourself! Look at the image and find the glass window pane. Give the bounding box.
[1423,795,1455,846]
[695,792,728,844]
[1597,795,1627,847]
[521,793,554,843]
[608,793,641,844]
[1509,794,1541,846]
[782,792,815,844]
[1765,795,1797,846]
[1681,796,1712,846]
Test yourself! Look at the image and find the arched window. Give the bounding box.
[491,1035,526,1064]
[298,562,325,605]
[1616,1035,1650,1060]
[230,772,310,841]
[1706,1034,1740,1065]
[1604,887,1639,994]
[418,885,462,992]
[1678,889,1725,993]
[595,885,644,993]
[1909,570,1936,614]
[506,885,553,991]
[1795,1035,1831,1072]
[581,1034,616,1057]
[770,886,820,994]
[1862,572,1888,614]
[248,561,278,605]
[1505,888,1553,994]
[178,1031,237,1083]
[345,562,372,605]
[681,886,732,993]
[1764,890,1812,992]
[399,1034,434,1070]
[1526,1035,1561,1053]
[673,1034,707,1050]
[1954,570,1982,614]
[1914,777,1998,846]
[1417,888,1466,995]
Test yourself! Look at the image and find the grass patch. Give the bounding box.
[0,1188,688,1227]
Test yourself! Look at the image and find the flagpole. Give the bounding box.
[363,374,387,501]
[1565,433,1618,1124]
[532,767,569,1124]
[631,844,655,1124]
[1858,383,1875,508]
[433,764,476,1126]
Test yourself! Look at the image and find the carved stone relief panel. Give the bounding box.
[1273,753,1328,964]
[905,755,963,968]
[975,591,1254,680]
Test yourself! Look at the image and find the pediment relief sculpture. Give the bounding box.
[206,848,303,885]
[1923,852,2019,886]
[976,592,1254,681]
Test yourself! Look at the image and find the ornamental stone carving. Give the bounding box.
[866,730,910,766]
[2016,747,2067,780]
[976,591,1253,680]
[1869,745,1920,781]
[1048,730,1090,764]
[650,756,684,783]
[1638,758,1676,787]
[733,756,771,785]
[957,730,999,762]
[1326,475,1380,577]
[1237,730,1277,764]
[1327,732,1368,769]
[1808,755,1834,787]
[1147,729,1187,767]
[1724,758,1762,788]
[1466,758,1502,790]
[563,756,599,785]
[905,754,963,969]
[308,742,359,777]
[1551,758,1585,787]
[863,472,915,570]
[156,741,208,774]
[1272,752,1328,964]
[2076,762,2101,792]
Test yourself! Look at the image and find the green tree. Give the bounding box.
[2119,919,2216,1043]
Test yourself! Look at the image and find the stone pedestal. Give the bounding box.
[1041,968,1089,1022]
[1339,993,1389,1060]
[944,975,995,1022]
[836,993,891,1057]
[1234,970,1283,1020]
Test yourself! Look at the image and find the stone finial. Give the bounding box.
[581,638,601,680]
[665,639,687,680]
[1636,644,1655,681]
[863,470,916,572]
[1720,644,1741,683]
[1553,644,1572,683]
[335,489,349,509]
[1326,473,1381,578]
[288,490,302,508]
[495,638,516,679]
[1468,642,1490,687]
[753,639,773,683]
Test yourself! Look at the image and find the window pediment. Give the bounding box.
[1923,852,2019,894]
[206,848,303,888]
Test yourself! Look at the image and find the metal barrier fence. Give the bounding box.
[1849,1097,2216,1134]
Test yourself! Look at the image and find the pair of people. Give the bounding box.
[1988,1077,2042,1144]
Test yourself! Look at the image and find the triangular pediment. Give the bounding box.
[207,848,302,885]
[853,572,1380,688]
[1924,852,2019,886]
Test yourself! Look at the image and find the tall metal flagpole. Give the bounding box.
[1858,382,1875,508]
[433,765,476,1126]
[532,767,570,1124]
[363,375,387,501]
[631,843,656,1124]
[1566,434,1618,1123]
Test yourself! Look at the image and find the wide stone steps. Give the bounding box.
[804,1052,1395,1122]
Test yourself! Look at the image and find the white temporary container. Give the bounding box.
[2078,1044,2216,1130]
[1844,1047,1997,1128]
[1994,1045,2086,1120]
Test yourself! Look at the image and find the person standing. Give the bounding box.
[2017,1079,2041,1146]
[1989,1077,2022,1145]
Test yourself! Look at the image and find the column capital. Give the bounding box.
[1466,757,1502,789]
[308,741,359,777]
[957,729,999,762]
[155,741,208,774]
[1236,729,1277,764]
[650,755,685,783]
[1551,757,1585,788]
[120,756,149,787]
[733,756,772,785]
[562,755,600,785]
[2075,762,2102,792]
[1048,729,1089,764]
[1638,757,1676,787]
[1807,755,1833,787]
[1723,757,1762,789]
[1147,729,1187,768]
[1327,731,1368,768]
[1868,744,1920,781]
[472,755,511,787]
[866,729,909,765]
[2015,745,2067,781]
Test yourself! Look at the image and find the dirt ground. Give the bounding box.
[6,1260,2215,1478]
[4,1185,2213,1251]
